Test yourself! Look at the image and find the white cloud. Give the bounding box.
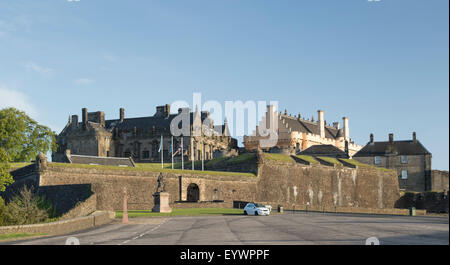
[75,78,94,85]
[0,86,38,118]
[22,61,53,77]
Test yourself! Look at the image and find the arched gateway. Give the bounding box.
[187,183,200,202]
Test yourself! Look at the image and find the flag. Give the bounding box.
[158,135,163,153]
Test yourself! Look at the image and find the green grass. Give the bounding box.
[339,158,394,172]
[295,155,319,164]
[0,233,44,241]
[9,162,33,169]
[226,153,255,164]
[115,208,243,218]
[317,156,343,166]
[48,162,256,177]
[264,153,295,163]
[205,156,229,167]
[339,158,371,167]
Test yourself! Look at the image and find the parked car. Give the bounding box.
[244,203,271,216]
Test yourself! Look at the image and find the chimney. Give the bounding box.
[342,117,349,141]
[120,108,124,122]
[318,110,325,138]
[71,115,78,128]
[370,133,374,144]
[333,122,340,129]
[297,112,301,119]
[155,104,171,118]
[413,132,417,143]
[82,108,88,125]
[389,133,394,144]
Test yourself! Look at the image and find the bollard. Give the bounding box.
[278,205,283,213]
[122,187,129,224]
[409,207,416,216]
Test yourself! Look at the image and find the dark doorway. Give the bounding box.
[187,183,200,202]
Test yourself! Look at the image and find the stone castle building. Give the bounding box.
[353,132,433,192]
[244,105,363,156]
[52,104,238,163]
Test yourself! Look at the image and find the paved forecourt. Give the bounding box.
[3,212,449,245]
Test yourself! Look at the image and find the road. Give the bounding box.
[3,212,449,245]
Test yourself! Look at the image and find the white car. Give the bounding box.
[244,203,271,216]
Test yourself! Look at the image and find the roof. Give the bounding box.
[299,144,349,158]
[281,115,340,139]
[103,112,230,136]
[353,140,431,157]
[68,155,135,167]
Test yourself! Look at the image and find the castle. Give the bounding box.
[52,104,238,163]
[244,105,363,156]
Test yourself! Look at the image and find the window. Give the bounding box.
[401,170,408,179]
[374,156,381,165]
[142,151,150,159]
[401,155,408,164]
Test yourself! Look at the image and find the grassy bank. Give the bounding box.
[48,162,256,177]
[0,233,44,241]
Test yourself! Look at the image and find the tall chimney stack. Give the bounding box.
[342,117,349,141]
[120,108,125,122]
[71,115,78,128]
[318,110,325,138]
[413,132,417,143]
[389,133,394,144]
[370,133,374,144]
[82,108,88,124]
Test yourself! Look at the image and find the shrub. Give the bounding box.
[0,197,7,226]
[2,186,51,225]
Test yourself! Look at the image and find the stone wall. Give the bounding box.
[431,170,449,192]
[254,157,400,209]
[0,211,114,235]
[37,166,258,211]
[59,194,97,220]
[4,154,401,213]
[395,191,449,213]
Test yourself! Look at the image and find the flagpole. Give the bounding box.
[192,141,194,171]
[171,136,174,169]
[181,137,184,170]
[161,135,163,169]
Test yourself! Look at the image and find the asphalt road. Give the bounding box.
[3,212,449,245]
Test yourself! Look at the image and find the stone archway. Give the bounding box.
[187,183,200,202]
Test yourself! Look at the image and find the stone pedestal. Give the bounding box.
[152,192,172,213]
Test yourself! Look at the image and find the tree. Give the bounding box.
[0,107,57,191]
[1,186,50,225]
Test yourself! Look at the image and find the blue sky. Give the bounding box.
[0,0,448,169]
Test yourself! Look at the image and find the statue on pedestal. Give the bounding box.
[156,172,166,192]
[152,172,172,213]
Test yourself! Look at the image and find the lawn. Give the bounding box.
[48,162,256,177]
[264,153,295,163]
[0,233,44,241]
[317,156,343,165]
[115,208,244,218]
[295,155,319,164]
